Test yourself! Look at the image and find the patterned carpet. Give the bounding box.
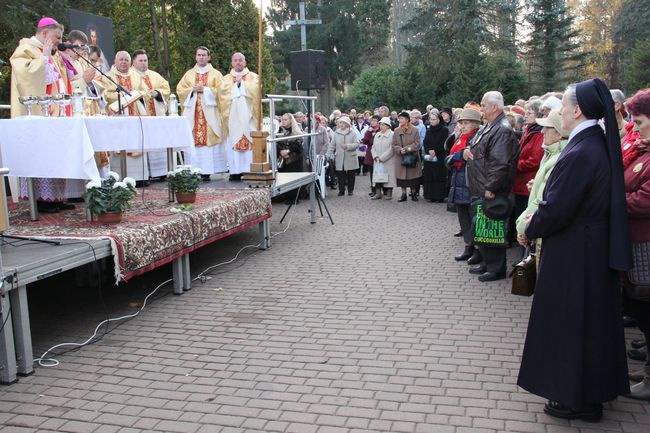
[6,187,272,281]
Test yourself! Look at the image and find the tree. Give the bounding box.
[523,0,587,94]
[617,0,650,92]
[344,64,401,109]
[622,39,650,92]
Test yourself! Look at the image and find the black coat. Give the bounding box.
[277,126,304,173]
[518,125,630,407]
[422,124,449,201]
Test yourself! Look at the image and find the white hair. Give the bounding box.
[484,91,504,110]
[565,84,578,107]
[610,89,625,104]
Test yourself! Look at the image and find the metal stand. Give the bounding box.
[311,180,334,225]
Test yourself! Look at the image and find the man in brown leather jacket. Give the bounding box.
[463,91,520,281]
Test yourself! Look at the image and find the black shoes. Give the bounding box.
[469,265,487,275]
[453,230,463,237]
[478,271,506,282]
[228,174,241,181]
[543,401,602,422]
[348,191,353,196]
[411,194,418,202]
[455,246,473,261]
[623,315,637,327]
[337,191,345,196]
[58,202,76,210]
[631,339,646,349]
[628,345,647,361]
[398,194,408,202]
[467,250,482,265]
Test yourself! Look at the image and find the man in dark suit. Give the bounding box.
[463,91,520,281]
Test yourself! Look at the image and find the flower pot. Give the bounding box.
[96,211,123,224]
[176,192,196,204]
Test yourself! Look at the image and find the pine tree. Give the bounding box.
[523,0,586,94]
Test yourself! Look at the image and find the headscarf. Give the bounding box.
[576,78,632,271]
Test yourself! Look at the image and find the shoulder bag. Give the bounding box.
[626,241,650,301]
[510,244,536,297]
[400,134,417,168]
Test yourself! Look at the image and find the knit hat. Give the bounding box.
[379,117,392,127]
[441,107,453,117]
[398,111,410,121]
[458,108,482,123]
[338,116,351,126]
[37,17,59,28]
[536,109,568,138]
[542,96,563,111]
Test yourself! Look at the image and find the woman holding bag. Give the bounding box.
[621,88,650,399]
[371,117,396,199]
[392,111,421,202]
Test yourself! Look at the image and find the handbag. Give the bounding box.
[373,162,389,183]
[510,244,536,296]
[626,241,650,301]
[400,135,417,168]
[471,198,508,248]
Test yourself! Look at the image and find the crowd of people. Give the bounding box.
[285,83,650,421]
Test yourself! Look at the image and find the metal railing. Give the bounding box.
[263,94,318,174]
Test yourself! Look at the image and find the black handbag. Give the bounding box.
[399,135,417,168]
[510,244,536,296]
[626,241,650,301]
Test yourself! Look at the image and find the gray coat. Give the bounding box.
[327,127,360,171]
[371,130,397,188]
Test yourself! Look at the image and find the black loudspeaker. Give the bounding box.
[289,50,326,90]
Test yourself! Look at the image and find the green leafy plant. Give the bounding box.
[84,172,137,214]
[167,165,202,194]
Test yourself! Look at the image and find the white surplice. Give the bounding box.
[225,81,255,174]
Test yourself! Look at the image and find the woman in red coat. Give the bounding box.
[622,88,650,400]
[510,100,545,249]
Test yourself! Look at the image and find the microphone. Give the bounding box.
[57,43,83,51]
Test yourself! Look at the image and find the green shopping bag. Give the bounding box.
[472,199,508,248]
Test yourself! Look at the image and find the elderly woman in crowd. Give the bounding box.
[620,89,650,400]
[314,114,336,189]
[392,111,422,202]
[371,117,397,200]
[511,100,545,253]
[422,109,449,202]
[361,115,381,197]
[515,109,568,264]
[446,108,482,261]
[518,79,632,422]
[441,107,457,134]
[327,115,360,196]
[275,113,304,204]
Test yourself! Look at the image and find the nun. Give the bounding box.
[517,78,633,422]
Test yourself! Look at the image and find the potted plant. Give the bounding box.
[167,165,202,203]
[84,172,137,223]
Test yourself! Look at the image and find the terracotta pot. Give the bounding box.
[96,211,123,224]
[176,192,196,204]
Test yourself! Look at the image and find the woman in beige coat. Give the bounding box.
[326,116,360,196]
[371,117,396,199]
[392,111,422,201]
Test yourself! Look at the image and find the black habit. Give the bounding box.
[517,124,630,407]
[422,123,449,201]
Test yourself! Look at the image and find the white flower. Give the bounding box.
[123,177,136,187]
[167,171,174,177]
[112,181,127,189]
[108,171,120,181]
[85,179,102,190]
[192,167,202,174]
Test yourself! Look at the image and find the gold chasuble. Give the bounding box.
[9,37,66,118]
[101,66,147,116]
[217,68,261,142]
[139,69,170,116]
[176,64,223,146]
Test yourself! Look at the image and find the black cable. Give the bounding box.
[0,303,11,335]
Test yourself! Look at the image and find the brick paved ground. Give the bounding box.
[1,176,649,433]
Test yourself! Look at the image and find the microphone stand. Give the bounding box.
[72,48,131,115]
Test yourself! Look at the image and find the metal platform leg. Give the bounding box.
[0,295,18,385]
[309,180,316,224]
[172,257,184,295]
[182,254,191,291]
[258,220,269,250]
[9,286,33,376]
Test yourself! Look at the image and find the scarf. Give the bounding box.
[449,129,478,168]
